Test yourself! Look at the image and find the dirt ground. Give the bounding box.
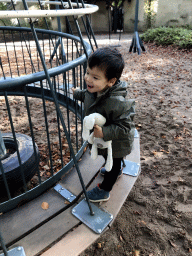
[80,34,192,256]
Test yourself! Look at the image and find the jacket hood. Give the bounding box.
[105,80,127,98]
[86,80,128,102]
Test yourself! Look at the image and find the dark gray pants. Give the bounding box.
[100,157,123,192]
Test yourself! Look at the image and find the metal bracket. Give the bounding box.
[0,246,26,256]
[122,160,140,177]
[54,184,76,203]
[72,199,113,234]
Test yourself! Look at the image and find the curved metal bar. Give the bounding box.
[0,87,86,214]
[0,27,92,91]
[0,2,98,18]
[0,142,87,214]
[0,26,90,213]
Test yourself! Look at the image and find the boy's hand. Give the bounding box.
[72,87,76,94]
[94,124,104,138]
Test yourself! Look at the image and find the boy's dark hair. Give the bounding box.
[88,47,124,81]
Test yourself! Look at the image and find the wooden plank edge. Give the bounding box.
[0,151,105,246]
[41,224,106,256]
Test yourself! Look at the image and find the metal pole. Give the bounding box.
[0,131,6,159]
[134,0,139,32]
[79,0,98,49]
[129,0,145,54]
[21,0,94,216]
[0,232,8,256]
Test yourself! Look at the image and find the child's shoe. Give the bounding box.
[100,167,123,179]
[87,184,110,202]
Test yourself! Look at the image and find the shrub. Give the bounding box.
[0,2,6,10]
[140,27,192,49]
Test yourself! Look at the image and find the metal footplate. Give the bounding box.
[122,160,140,177]
[72,199,113,234]
[0,247,26,256]
[54,184,76,203]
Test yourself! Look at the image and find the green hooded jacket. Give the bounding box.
[73,80,135,158]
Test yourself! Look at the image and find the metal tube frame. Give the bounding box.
[129,0,145,55]
[0,1,95,214]
[0,26,91,214]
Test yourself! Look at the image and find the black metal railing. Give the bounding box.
[0,231,8,256]
[0,27,92,214]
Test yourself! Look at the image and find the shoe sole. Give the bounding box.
[89,195,110,203]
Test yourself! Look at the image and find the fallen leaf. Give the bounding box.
[43,165,49,170]
[138,220,147,225]
[178,177,184,183]
[119,235,124,242]
[133,211,141,215]
[133,250,140,256]
[168,240,177,248]
[46,172,51,177]
[41,202,49,210]
[97,243,102,248]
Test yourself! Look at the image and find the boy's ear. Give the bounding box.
[108,78,117,87]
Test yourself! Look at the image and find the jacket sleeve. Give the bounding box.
[73,88,87,102]
[102,97,135,141]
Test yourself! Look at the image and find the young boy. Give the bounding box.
[72,47,135,202]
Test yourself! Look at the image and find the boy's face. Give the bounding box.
[84,66,116,94]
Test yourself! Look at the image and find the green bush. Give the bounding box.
[140,27,192,49]
[0,2,7,10]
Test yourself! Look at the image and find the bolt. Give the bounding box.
[72,209,76,213]
[97,229,102,233]
[71,194,74,197]
[68,198,70,200]
[135,173,137,176]
[17,247,22,251]
[110,214,113,219]
[58,190,61,192]
[61,188,64,190]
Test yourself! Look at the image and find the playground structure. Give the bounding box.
[0,0,99,254]
[0,0,141,255]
